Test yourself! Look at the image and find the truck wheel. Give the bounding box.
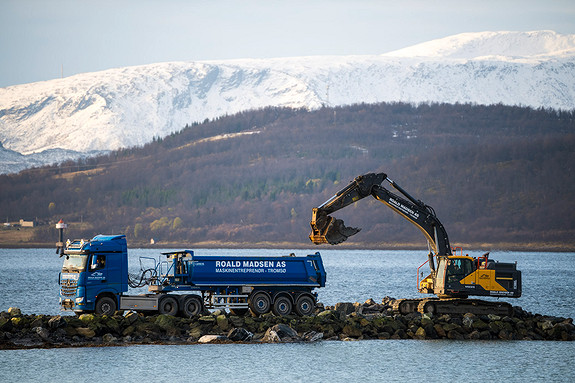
[181,296,203,318]
[159,296,179,316]
[272,295,293,316]
[249,291,271,316]
[95,296,117,315]
[295,295,316,316]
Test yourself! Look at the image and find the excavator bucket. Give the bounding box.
[309,214,361,245]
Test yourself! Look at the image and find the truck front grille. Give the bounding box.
[61,279,78,297]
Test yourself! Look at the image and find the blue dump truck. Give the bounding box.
[59,234,326,317]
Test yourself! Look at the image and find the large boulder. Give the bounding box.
[79,314,97,325]
[334,302,355,317]
[33,327,51,341]
[216,315,230,331]
[8,307,21,317]
[44,316,62,329]
[414,327,426,339]
[102,333,118,343]
[227,327,253,342]
[342,322,363,338]
[302,331,323,342]
[262,324,300,342]
[123,311,141,325]
[198,315,216,324]
[0,317,12,331]
[155,315,182,336]
[198,335,227,343]
[76,327,96,338]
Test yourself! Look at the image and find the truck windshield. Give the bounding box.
[62,254,88,272]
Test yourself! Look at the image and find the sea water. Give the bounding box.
[1,248,574,382]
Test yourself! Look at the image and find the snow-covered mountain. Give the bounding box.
[1,30,574,174]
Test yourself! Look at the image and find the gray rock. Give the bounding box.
[76,327,96,338]
[302,331,323,342]
[103,333,118,343]
[540,320,554,331]
[33,327,51,341]
[334,302,355,316]
[198,334,226,343]
[124,311,140,325]
[227,327,253,342]
[155,314,177,331]
[262,324,300,342]
[487,314,501,321]
[48,315,67,329]
[263,330,281,342]
[198,315,216,324]
[463,313,478,329]
[317,310,337,319]
[216,315,229,331]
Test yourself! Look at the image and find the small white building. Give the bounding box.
[19,219,36,228]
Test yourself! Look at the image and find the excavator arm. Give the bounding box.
[310,172,452,269]
[310,173,386,245]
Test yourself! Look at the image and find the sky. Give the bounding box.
[1,0,574,88]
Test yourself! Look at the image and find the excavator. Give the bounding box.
[309,172,522,316]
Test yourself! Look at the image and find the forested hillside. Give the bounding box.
[1,102,574,249]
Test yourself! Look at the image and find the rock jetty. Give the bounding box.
[1,298,573,349]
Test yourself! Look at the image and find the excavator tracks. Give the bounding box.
[392,298,513,316]
[392,299,422,315]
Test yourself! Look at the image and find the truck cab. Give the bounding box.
[60,235,128,314]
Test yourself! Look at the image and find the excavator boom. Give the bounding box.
[310,172,451,257]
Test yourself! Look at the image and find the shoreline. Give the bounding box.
[1,240,574,252]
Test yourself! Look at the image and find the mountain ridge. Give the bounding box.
[383,30,575,58]
[1,30,574,174]
[1,103,573,248]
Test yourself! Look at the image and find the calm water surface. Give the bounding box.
[1,340,574,383]
[1,248,574,382]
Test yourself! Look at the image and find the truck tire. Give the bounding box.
[181,295,203,318]
[272,295,293,316]
[95,296,117,316]
[295,294,316,316]
[159,296,179,316]
[248,291,271,316]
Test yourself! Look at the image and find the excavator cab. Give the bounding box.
[424,253,521,299]
[446,257,474,284]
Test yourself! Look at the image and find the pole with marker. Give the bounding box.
[56,219,67,257]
